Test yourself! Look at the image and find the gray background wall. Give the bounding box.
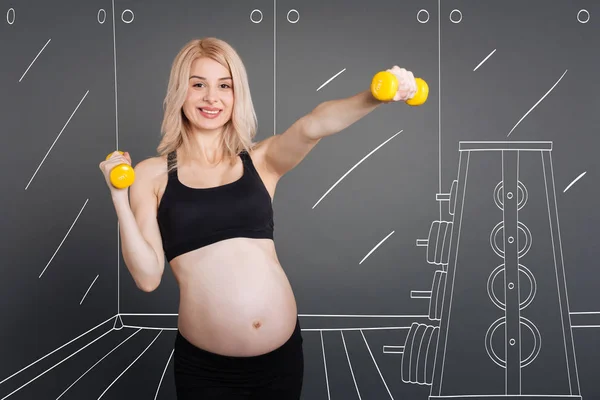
[0,0,599,399]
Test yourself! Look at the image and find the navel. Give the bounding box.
[252,321,262,329]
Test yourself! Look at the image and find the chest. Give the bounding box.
[157,171,273,235]
[177,161,244,189]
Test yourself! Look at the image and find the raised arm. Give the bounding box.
[261,66,417,178]
[101,154,165,292]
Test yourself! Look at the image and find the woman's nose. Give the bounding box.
[203,86,218,102]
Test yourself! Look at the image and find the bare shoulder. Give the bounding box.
[134,156,167,175]
[134,155,168,178]
[132,155,169,203]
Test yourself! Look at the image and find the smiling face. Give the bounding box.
[182,57,234,136]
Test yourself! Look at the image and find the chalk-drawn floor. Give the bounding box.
[0,313,599,400]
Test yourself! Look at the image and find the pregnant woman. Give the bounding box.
[99,37,417,399]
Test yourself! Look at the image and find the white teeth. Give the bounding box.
[200,109,219,114]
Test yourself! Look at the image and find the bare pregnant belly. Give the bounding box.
[171,238,298,357]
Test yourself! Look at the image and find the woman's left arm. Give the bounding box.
[304,89,384,140]
[261,66,417,178]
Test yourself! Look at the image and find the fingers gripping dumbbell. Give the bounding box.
[370,70,429,105]
[105,151,135,189]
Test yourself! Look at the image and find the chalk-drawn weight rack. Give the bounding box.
[395,141,581,399]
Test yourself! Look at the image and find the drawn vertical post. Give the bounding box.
[541,151,581,397]
[502,150,521,394]
[110,0,121,315]
[429,148,470,396]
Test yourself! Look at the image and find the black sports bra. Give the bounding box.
[156,150,274,262]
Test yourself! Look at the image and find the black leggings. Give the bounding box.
[173,318,304,399]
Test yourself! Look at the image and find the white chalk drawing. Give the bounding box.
[287,9,300,24]
[25,90,89,190]
[317,68,346,92]
[312,130,404,209]
[55,328,143,400]
[121,9,134,24]
[449,9,462,24]
[359,230,394,265]
[564,171,586,193]
[154,349,174,400]
[39,198,89,278]
[340,331,362,399]
[320,330,332,400]
[4,2,599,400]
[399,141,583,399]
[250,9,263,23]
[577,9,590,24]
[97,9,106,24]
[6,8,15,24]
[97,331,162,399]
[0,321,114,400]
[80,274,100,305]
[473,49,496,71]
[508,69,568,137]
[109,0,122,311]
[111,0,120,149]
[19,38,51,82]
[417,9,430,24]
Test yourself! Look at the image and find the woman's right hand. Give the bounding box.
[99,151,133,198]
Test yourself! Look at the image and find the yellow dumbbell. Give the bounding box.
[370,70,429,105]
[105,151,135,189]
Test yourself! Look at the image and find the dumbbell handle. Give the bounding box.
[411,290,432,299]
[370,70,429,105]
[383,345,405,354]
[105,151,135,189]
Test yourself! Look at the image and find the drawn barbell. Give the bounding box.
[436,179,458,216]
[383,322,440,385]
[416,220,453,266]
[411,270,447,321]
[378,268,448,386]
[380,207,456,384]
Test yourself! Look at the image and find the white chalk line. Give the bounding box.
[313,130,403,209]
[19,38,51,82]
[97,330,163,399]
[473,49,496,71]
[40,199,89,278]
[317,68,346,91]
[80,274,99,305]
[1,328,114,399]
[320,331,331,400]
[0,315,116,386]
[26,90,90,190]
[359,231,395,265]
[55,329,142,399]
[508,69,568,137]
[154,349,174,400]
[563,171,586,193]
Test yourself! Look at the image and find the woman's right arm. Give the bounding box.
[102,154,165,292]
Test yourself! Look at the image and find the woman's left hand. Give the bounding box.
[387,65,418,102]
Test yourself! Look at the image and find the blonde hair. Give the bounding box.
[157,37,258,169]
